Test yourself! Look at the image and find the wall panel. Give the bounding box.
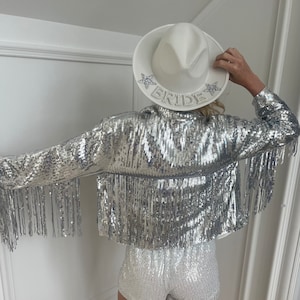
[0,15,139,300]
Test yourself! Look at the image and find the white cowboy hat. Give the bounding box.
[133,23,229,111]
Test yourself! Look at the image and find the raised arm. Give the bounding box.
[0,118,115,189]
[214,47,265,96]
[213,48,299,159]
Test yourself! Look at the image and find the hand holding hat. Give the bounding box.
[214,48,265,96]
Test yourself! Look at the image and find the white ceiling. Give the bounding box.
[0,0,211,36]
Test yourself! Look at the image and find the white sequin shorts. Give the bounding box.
[118,241,220,300]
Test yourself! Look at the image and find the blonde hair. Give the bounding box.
[195,100,225,117]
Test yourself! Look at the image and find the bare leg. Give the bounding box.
[118,291,127,300]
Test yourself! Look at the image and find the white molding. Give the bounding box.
[191,0,224,26]
[236,0,295,299]
[0,41,133,65]
[288,232,300,300]
[0,245,16,300]
[238,215,262,300]
[272,142,300,300]
[267,108,300,300]
[265,0,299,299]
[267,0,293,93]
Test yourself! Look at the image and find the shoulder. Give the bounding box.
[98,106,157,132]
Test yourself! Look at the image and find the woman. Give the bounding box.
[0,23,299,299]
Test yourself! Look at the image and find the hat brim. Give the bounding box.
[133,24,229,111]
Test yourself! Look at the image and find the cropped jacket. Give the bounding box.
[0,88,299,250]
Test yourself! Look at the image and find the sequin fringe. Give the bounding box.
[244,140,298,215]
[243,149,278,214]
[0,140,297,251]
[0,178,81,251]
[96,142,295,250]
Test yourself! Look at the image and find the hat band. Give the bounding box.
[138,72,222,109]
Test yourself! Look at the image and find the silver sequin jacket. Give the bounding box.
[0,88,299,250]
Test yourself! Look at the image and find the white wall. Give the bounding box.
[0,14,143,300]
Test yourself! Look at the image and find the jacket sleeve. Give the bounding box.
[229,87,300,160]
[0,119,116,189]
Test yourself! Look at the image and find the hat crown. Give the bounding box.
[132,23,228,111]
[152,23,209,93]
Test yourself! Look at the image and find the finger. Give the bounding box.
[225,47,242,57]
[215,52,235,64]
[213,58,235,72]
[226,48,245,64]
[215,52,230,61]
[225,48,236,54]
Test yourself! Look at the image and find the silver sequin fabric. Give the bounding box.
[118,241,219,300]
[0,88,299,250]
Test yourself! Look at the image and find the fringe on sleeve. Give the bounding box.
[0,178,81,251]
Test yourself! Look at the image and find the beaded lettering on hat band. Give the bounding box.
[138,72,222,108]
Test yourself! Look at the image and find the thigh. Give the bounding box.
[118,246,168,300]
[169,241,220,300]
